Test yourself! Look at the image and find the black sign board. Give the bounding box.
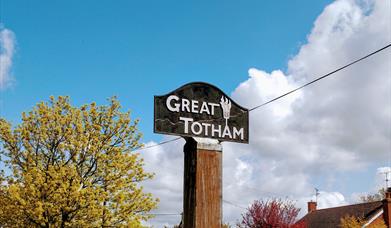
[154,82,249,143]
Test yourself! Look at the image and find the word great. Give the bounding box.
[166,95,220,115]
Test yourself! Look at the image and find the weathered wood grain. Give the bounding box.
[183,138,222,228]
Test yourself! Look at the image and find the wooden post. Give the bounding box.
[183,137,222,228]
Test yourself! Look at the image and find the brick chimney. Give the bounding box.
[383,187,391,227]
[308,201,317,213]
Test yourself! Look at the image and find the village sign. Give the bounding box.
[154,82,249,143]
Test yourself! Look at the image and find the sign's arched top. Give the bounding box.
[154,82,249,143]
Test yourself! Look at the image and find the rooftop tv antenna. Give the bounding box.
[315,188,320,203]
[380,170,391,188]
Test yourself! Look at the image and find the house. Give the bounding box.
[297,188,391,227]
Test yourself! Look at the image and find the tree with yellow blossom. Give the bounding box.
[0,96,158,227]
[339,215,386,228]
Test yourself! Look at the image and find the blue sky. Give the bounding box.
[1,0,331,142]
[1,0,390,226]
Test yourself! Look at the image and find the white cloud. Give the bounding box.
[295,191,347,216]
[140,136,185,227]
[235,69,302,118]
[377,167,391,174]
[317,191,347,209]
[141,0,391,226]
[234,159,253,186]
[0,27,16,90]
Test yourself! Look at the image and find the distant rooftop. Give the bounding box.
[298,201,383,228]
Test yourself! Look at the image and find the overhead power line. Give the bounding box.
[148,199,248,216]
[223,199,247,210]
[249,43,391,111]
[147,213,181,216]
[134,43,391,152]
[133,137,182,152]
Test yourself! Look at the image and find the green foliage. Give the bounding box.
[339,215,364,228]
[222,222,232,228]
[339,215,386,228]
[0,96,158,227]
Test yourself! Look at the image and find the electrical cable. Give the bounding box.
[133,137,182,152]
[147,213,181,216]
[223,199,247,209]
[133,43,391,152]
[149,199,248,216]
[249,43,391,111]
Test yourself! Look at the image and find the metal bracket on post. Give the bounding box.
[183,137,222,228]
[190,137,222,151]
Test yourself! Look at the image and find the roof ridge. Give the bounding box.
[313,201,382,212]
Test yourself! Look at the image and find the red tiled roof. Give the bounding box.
[297,201,383,228]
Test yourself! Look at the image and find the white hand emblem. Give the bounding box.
[220,96,231,127]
